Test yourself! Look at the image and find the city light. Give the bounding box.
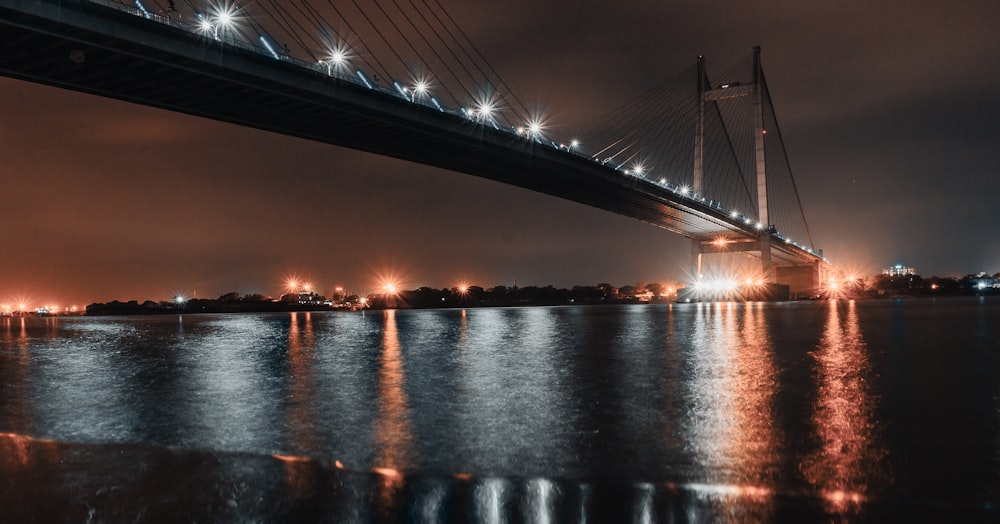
[469,92,500,125]
[412,79,430,97]
[213,4,236,29]
[475,101,495,119]
[524,111,548,140]
[328,44,352,69]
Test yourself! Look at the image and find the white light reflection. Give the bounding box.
[474,478,508,524]
[684,302,778,517]
[419,482,448,522]
[527,478,556,524]
[632,482,655,524]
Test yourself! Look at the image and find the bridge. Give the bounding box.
[0,0,837,297]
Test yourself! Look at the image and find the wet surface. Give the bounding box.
[2,298,999,520]
[1,433,991,522]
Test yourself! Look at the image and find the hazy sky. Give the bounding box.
[2,0,999,306]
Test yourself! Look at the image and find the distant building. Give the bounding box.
[280,291,329,305]
[971,272,999,291]
[883,264,916,277]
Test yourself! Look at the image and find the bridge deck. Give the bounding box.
[0,0,822,266]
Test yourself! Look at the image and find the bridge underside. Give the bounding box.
[694,237,835,297]
[0,0,827,284]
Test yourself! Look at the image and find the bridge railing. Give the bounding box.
[81,1,436,104]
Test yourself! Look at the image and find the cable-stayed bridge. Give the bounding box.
[0,0,838,296]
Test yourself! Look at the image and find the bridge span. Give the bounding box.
[0,0,835,295]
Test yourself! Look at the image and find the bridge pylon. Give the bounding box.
[688,46,833,297]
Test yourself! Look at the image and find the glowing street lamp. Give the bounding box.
[412,79,430,98]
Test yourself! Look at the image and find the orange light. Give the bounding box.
[372,467,402,479]
[273,454,310,463]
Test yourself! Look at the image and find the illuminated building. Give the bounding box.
[882,264,915,277]
[971,272,999,291]
[280,291,329,305]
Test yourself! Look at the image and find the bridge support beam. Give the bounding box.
[759,234,774,281]
[691,239,703,279]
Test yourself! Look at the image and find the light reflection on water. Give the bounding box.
[286,312,319,462]
[1,300,999,519]
[685,303,778,481]
[374,309,414,504]
[802,299,885,511]
[683,302,778,520]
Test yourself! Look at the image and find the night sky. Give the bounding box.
[2,0,999,306]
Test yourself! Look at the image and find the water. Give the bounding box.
[1,298,998,521]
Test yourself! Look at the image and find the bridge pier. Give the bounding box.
[759,234,774,282]
[691,234,826,299]
[691,239,703,279]
[774,262,821,298]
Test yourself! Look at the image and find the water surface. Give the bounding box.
[1,298,997,520]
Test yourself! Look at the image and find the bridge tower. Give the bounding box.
[691,46,774,282]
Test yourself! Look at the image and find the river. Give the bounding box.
[1,298,997,521]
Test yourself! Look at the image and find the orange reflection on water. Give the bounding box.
[686,302,778,514]
[280,312,321,493]
[1,316,30,350]
[2,317,33,434]
[0,433,59,469]
[374,310,414,498]
[274,453,316,492]
[284,312,318,455]
[801,300,883,512]
[458,309,468,346]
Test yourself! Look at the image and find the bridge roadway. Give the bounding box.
[0,0,822,269]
